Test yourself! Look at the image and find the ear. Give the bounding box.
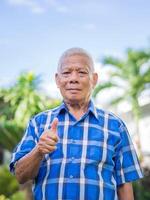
[55,73,60,88]
[92,73,98,88]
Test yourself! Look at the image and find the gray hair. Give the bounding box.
[57,47,94,72]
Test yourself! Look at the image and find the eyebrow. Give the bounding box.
[60,66,91,72]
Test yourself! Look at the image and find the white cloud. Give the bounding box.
[6,0,69,14]
[93,61,127,109]
[8,0,37,7]
[94,61,112,82]
[7,0,47,14]
[56,5,69,13]
[31,5,45,14]
[46,0,69,12]
[84,23,97,31]
[41,80,61,98]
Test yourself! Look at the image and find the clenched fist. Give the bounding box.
[36,118,59,156]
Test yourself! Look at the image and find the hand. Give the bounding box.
[36,118,59,156]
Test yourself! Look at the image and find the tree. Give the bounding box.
[0,72,61,200]
[93,47,150,155]
[0,72,61,152]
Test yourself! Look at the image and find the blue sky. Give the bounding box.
[0,0,150,97]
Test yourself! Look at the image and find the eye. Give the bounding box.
[62,71,70,75]
[61,71,71,77]
[79,71,86,74]
[78,71,88,75]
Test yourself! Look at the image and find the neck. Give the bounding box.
[64,100,90,120]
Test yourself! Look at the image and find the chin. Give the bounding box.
[69,98,80,102]
[66,98,81,104]
[67,94,80,100]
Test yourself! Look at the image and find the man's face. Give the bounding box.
[55,54,98,104]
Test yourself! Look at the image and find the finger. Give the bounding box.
[38,145,57,154]
[45,138,57,146]
[40,133,58,143]
[50,118,58,134]
[38,141,57,150]
[47,133,59,143]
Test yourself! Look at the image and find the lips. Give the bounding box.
[66,88,82,94]
[67,88,81,91]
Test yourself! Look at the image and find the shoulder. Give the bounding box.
[96,106,123,122]
[95,106,125,131]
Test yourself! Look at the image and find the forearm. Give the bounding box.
[15,120,58,184]
[15,146,44,184]
[117,183,134,200]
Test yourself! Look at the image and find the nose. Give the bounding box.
[69,71,79,83]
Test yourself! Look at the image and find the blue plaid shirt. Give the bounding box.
[10,100,143,200]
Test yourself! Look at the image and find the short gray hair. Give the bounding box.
[57,47,94,72]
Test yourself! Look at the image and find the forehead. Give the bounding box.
[60,54,92,71]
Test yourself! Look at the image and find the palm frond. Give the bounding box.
[110,95,127,106]
[92,82,118,98]
[102,57,125,69]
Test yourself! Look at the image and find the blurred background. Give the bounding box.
[0,0,150,199]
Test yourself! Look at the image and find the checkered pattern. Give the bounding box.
[10,101,143,200]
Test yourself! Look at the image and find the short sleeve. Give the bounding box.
[9,118,37,174]
[114,121,143,186]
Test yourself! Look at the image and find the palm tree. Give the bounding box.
[0,72,61,200]
[93,47,150,156]
[0,72,61,152]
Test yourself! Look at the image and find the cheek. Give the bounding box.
[83,80,93,90]
[58,80,67,88]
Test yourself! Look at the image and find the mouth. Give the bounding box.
[67,88,81,91]
[66,88,81,93]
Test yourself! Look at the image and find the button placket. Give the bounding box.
[69,175,73,179]
[71,157,75,161]
[68,126,78,179]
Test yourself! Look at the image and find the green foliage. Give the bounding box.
[0,195,9,200]
[93,47,150,120]
[0,165,27,200]
[0,72,61,152]
[133,166,150,200]
[0,72,49,126]
[10,191,26,200]
[0,191,26,200]
[0,120,23,152]
[0,165,19,197]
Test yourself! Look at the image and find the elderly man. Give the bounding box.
[10,48,143,200]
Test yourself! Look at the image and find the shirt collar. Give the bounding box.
[56,99,99,121]
[55,101,68,114]
[88,99,99,121]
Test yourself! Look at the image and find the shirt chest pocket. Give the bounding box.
[86,144,103,165]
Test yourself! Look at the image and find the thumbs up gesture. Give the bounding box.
[36,118,59,156]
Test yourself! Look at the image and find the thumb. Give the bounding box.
[50,118,58,134]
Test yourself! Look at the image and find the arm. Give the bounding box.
[117,183,134,200]
[15,146,44,184]
[15,118,59,184]
[115,122,143,200]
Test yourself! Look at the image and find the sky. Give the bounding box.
[0,0,150,98]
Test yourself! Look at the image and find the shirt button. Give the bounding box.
[69,175,73,178]
[71,157,75,161]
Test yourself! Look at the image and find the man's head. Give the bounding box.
[55,47,98,104]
